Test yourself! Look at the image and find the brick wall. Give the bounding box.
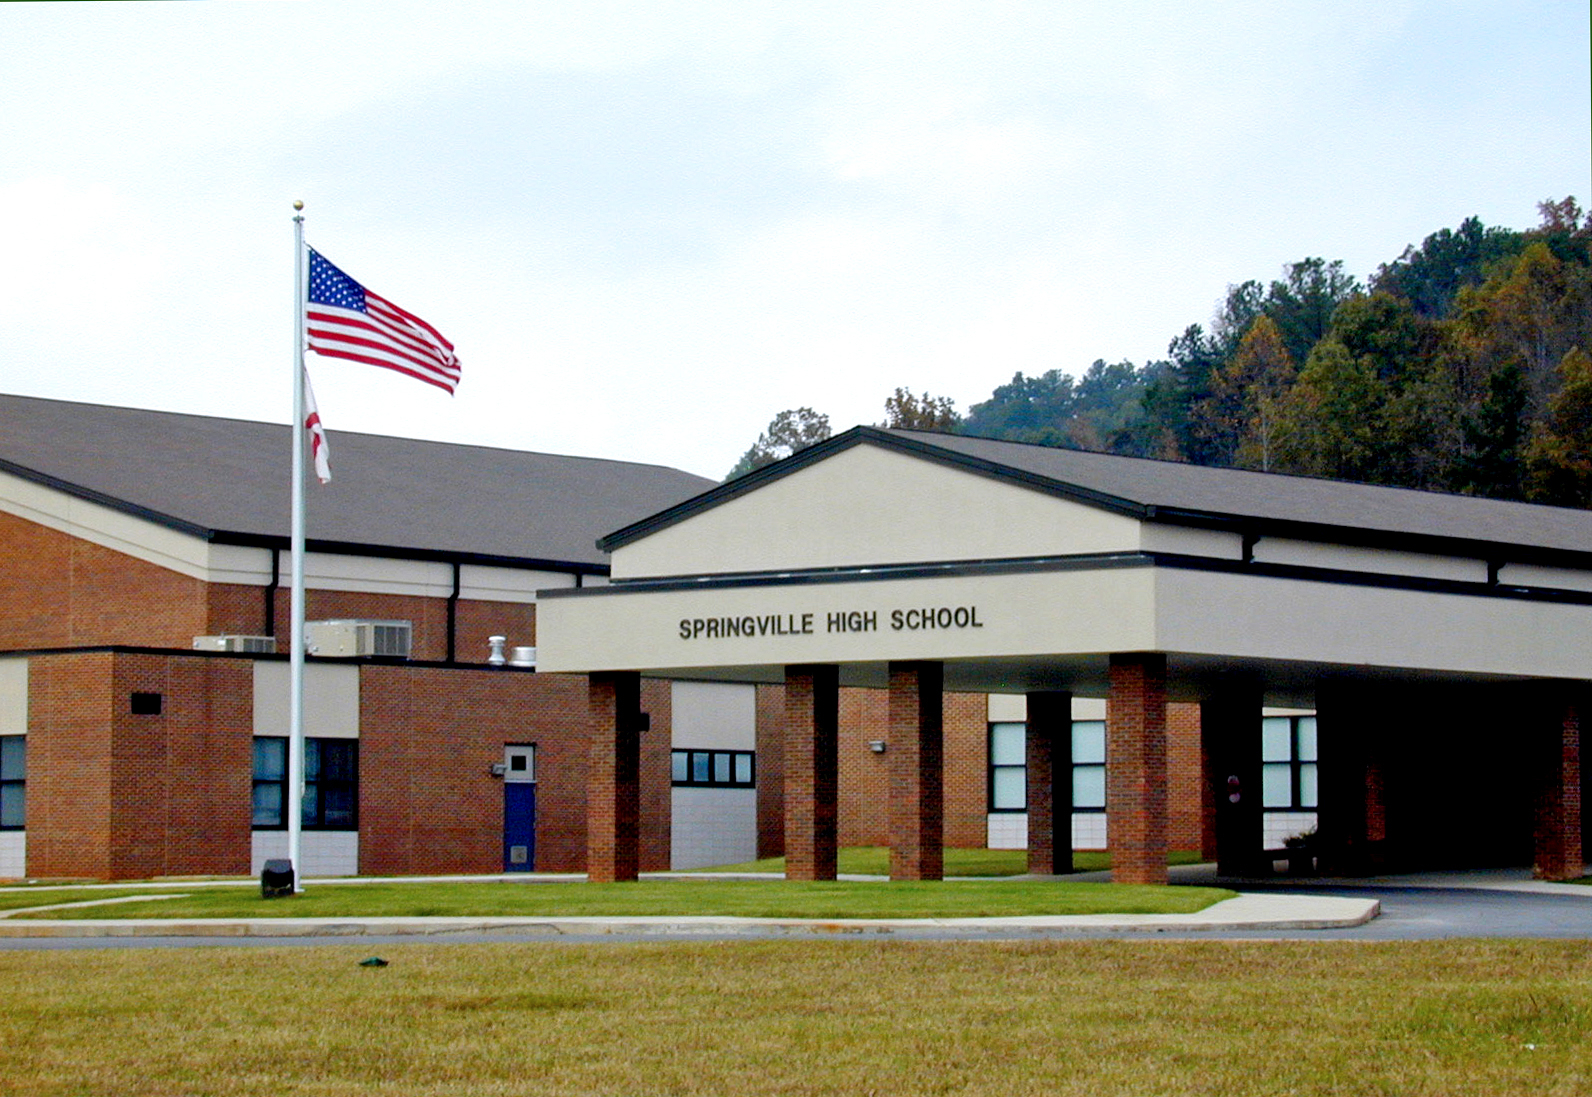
[754,684,785,858]
[751,683,989,852]
[1166,702,1210,854]
[0,513,211,651]
[26,651,251,879]
[358,666,671,875]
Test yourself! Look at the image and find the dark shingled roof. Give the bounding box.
[891,429,1592,557]
[0,394,717,570]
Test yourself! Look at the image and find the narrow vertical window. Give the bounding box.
[0,736,24,829]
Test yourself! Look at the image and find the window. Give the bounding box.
[1071,720,1106,812]
[670,749,754,788]
[0,736,23,829]
[252,737,358,829]
[986,720,1107,813]
[988,723,1025,811]
[1261,715,1318,810]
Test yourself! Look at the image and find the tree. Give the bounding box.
[1270,341,1382,481]
[1524,348,1592,507]
[1453,362,1529,500]
[1264,258,1360,366]
[961,370,1076,444]
[1373,216,1524,319]
[1194,315,1296,469]
[725,407,832,480]
[880,387,959,431]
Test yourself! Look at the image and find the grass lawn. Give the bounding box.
[702,845,1207,876]
[5,877,1231,920]
[1,939,1588,1096]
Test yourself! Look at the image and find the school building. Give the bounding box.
[0,396,1584,884]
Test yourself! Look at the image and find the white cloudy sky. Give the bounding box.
[2,2,1588,480]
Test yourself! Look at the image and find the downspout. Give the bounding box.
[446,560,461,664]
[263,547,281,637]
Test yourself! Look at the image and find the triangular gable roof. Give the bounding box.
[600,426,1592,566]
[0,394,716,570]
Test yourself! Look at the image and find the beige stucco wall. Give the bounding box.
[609,444,1148,579]
[537,566,1159,674]
[253,661,360,738]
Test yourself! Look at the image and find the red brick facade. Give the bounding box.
[26,651,252,879]
[1106,654,1169,886]
[0,513,212,651]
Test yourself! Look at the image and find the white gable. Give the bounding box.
[610,442,1148,579]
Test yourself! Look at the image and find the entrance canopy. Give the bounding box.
[538,427,1592,703]
[539,427,1590,886]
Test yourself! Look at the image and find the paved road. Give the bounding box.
[0,881,1586,948]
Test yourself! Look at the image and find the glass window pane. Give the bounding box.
[713,753,731,783]
[253,738,285,780]
[0,784,23,828]
[691,752,709,782]
[321,786,356,828]
[1072,721,1106,764]
[0,736,24,779]
[991,767,1025,811]
[1296,717,1318,762]
[304,739,321,781]
[671,752,688,783]
[1261,718,1293,762]
[734,754,753,785]
[319,741,356,781]
[300,785,319,827]
[252,783,281,827]
[989,723,1025,766]
[1299,763,1318,808]
[1262,762,1292,808]
[1073,764,1106,809]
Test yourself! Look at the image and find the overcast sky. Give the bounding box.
[3,2,1588,480]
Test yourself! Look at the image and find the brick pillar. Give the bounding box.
[784,665,839,881]
[1202,682,1262,878]
[1107,654,1168,885]
[1534,688,1584,882]
[1025,691,1072,875]
[586,672,641,883]
[888,661,943,881]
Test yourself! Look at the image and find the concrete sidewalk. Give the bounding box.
[0,891,1379,939]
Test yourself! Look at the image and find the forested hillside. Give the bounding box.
[953,198,1591,507]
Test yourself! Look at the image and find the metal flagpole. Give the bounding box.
[288,201,308,892]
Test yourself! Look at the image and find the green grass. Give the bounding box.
[7,877,1231,920]
[0,887,163,912]
[1,940,1588,1095]
[700,845,1207,876]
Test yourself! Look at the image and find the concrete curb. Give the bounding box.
[0,893,1379,938]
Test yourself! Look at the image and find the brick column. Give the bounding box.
[1534,688,1584,882]
[1025,691,1072,875]
[1107,654,1168,885]
[784,665,839,881]
[888,661,943,881]
[586,672,641,882]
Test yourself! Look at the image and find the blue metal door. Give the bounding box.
[503,781,536,872]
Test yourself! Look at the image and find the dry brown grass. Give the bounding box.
[2,939,1589,1095]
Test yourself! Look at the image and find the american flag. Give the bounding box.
[305,249,461,394]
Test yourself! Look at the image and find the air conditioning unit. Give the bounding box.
[192,634,278,654]
[304,619,413,659]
